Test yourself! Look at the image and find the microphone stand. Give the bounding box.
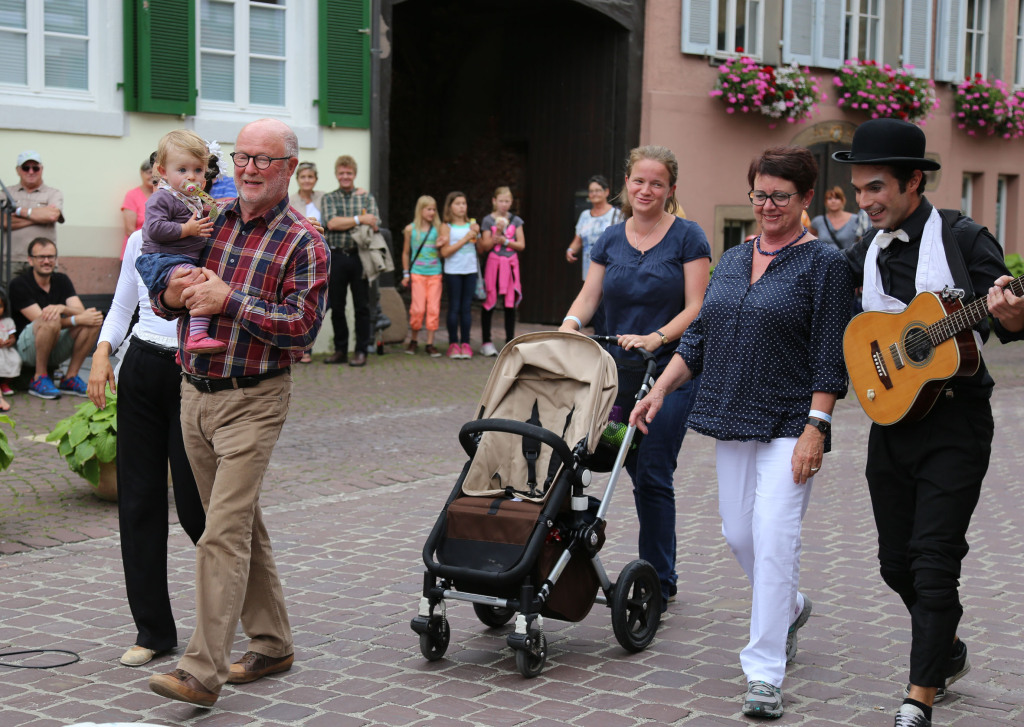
[0,177,15,286]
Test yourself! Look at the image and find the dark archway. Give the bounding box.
[382,0,642,323]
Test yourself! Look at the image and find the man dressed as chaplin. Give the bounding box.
[836,119,1024,726]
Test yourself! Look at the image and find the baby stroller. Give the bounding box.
[411,331,661,677]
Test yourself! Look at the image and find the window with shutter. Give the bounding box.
[902,0,932,77]
[964,0,989,78]
[846,0,884,64]
[935,0,967,81]
[682,0,716,55]
[198,0,286,110]
[124,0,196,115]
[3,0,90,92]
[818,0,846,67]
[1016,0,1024,84]
[318,0,369,128]
[681,0,764,57]
[783,0,845,68]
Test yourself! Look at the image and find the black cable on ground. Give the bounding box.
[0,649,81,668]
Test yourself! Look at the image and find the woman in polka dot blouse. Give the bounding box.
[631,146,853,720]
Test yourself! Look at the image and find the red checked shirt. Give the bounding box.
[155,195,330,378]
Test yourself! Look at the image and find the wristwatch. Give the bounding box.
[655,329,668,345]
[806,416,830,434]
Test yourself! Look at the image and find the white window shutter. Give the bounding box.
[784,0,815,64]
[903,0,932,78]
[935,0,967,82]
[682,0,717,55]
[817,0,846,68]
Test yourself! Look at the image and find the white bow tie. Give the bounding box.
[873,228,909,249]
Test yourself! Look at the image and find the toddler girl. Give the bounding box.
[0,288,19,410]
[135,130,225,354]
[401,195,443,356]
[479,186,524,357]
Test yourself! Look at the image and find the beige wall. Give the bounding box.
[643,0,1024,260]
[1,115,370,293]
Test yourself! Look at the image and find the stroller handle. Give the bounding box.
[589,335,659,382]
[459,419,576,465]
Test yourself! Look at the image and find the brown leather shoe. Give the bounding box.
[227,651,294,684]
[349,351,367,367]
[323,351,348,364]
[149,668,219,707]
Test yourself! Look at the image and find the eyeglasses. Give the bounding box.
[20,164,40,172]
[230,152,292,170]
[748,191,800,207]
[29,254,56,261]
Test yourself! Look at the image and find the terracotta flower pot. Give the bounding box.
[95,460,118,502]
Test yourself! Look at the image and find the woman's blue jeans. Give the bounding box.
[625,377,699,604]
[445,273,475,345]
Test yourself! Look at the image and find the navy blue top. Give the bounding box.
[677,237,852,447]
[591,216,711,371]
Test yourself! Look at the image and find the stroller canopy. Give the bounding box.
[464,331,618,502]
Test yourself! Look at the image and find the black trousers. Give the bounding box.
[481,305,515,345]
[329,249,370,354]
[117,341,205,651]
[866,389,993,687]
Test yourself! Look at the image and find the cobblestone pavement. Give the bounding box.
[1,325,1023,726]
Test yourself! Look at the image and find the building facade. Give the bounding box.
[643,0,1024,259]
[0,0,372,292]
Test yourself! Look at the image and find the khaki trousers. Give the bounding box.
[177,373,294,690]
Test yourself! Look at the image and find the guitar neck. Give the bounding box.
[929,274,1024,344]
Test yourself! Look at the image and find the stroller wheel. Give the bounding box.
[418,616,450,661]
[611,560,661,653]
[514,631,547,678]
[473,603,515,628]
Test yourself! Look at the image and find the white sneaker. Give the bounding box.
[480,342,498,357]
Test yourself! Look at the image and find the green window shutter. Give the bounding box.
[123,0,196,115]
[318,0,370,128]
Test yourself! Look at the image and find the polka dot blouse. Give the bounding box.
[676,238,853,448]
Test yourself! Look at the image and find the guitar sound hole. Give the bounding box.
[903,326,933,363]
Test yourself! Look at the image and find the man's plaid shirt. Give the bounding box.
[321,188,380,251]
[154,195,330,378]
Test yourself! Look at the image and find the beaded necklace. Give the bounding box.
[755,227,808,256]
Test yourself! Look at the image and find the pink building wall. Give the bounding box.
[640,0,1024,260]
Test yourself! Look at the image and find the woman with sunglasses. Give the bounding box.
[631,147,853,720]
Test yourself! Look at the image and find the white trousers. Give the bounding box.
[716,438,813,687]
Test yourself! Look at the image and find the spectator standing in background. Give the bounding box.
[566,175,622,335]
[10,150,64,252]
[120,158,156,258]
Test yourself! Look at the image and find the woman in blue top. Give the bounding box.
[631,147,852,720]
[560,145,711,609]
[566,174,622,336]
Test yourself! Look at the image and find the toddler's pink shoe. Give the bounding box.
[185,333,228,354]
[460,343,473,359]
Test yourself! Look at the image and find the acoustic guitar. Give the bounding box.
[843,276,1024,425]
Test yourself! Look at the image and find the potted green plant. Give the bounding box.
[0,414,13,471]
[46,393,117,501]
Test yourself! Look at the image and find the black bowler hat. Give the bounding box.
[832,118,941,170]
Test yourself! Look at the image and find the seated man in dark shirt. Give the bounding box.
[9,237,103,399]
